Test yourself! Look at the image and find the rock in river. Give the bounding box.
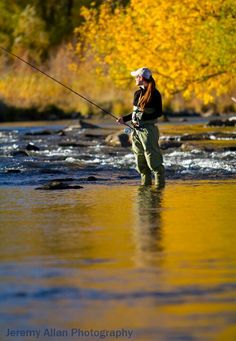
[105,131,131,147]
[180,133,209,141]
[35,181,84,190]
[86,176,97,181]
[160,141,182,150]
[25,130,53,136]
[207,119,236,127]
[11,150,30,157]
[26,143,40,151]
[64,119,101,131]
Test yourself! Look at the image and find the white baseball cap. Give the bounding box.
[130,67,152,79]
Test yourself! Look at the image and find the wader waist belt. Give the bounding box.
[132,120,158,131]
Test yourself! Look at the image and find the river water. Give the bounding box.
[0,119,235,186]
[0,120,236,341]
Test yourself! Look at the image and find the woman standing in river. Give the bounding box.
[117,67,165,187]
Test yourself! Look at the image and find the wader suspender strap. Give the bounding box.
[132,90,144,129]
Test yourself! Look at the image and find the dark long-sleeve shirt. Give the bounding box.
[123,87,162,122]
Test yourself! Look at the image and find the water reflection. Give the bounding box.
[0,182,236,341]
[132,186,164,266]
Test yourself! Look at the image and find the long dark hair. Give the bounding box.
[138,76,156,110]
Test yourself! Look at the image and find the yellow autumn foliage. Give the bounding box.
[0,44,130,116]
[75,0,236,104]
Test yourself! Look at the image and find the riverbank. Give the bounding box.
[0,98,235,123]
[0,102,83,122]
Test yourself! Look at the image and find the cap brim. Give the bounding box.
[130,71,138,77]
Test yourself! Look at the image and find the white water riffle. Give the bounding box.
[164,150,236,174]
[1,148,234,176]
[0,124,235,179]
[63,148,235,175]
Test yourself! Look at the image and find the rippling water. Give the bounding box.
[0,181,236,340]
[0,120,235,186]
[0,120,236,340]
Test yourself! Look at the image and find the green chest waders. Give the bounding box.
[131,122,165,187]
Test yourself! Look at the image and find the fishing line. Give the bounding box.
[0,46,133,131]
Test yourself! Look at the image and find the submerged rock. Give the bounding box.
[25,130,53,136]
[78,119,101,129]
[35,181,83,190]
[224,146,236,151]
[40,169,67,174]
[49,178,75,182]
[210,132,236,139]
[207,119,236,127]
[24,129,65,136]
[180,143,214,152]
[161,136,180,141]
[58,139,95,147]
[64,120,101,131]
[105,131,131,147]
[201,110,220,118]
[26,143,40,151]
[7,169,21,173]
[180,143,198,152]
[162,132,236,143]
[180,140,236,152]
[160,141,182,149]
[180,133,209,141]
[11,150,29,157]
[58,141,86,148]
[57,130,66,136]
[86,176,97,181]
[85,133,105,139]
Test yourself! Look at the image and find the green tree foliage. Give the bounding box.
[12,5,49,62]
[0,0,116,59]
[0,2,21,47]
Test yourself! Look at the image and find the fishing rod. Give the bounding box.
[0,46,133,131]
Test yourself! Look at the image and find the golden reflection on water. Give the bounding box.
[0,181,236,340]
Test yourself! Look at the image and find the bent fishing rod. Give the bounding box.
[0,46,133,131]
